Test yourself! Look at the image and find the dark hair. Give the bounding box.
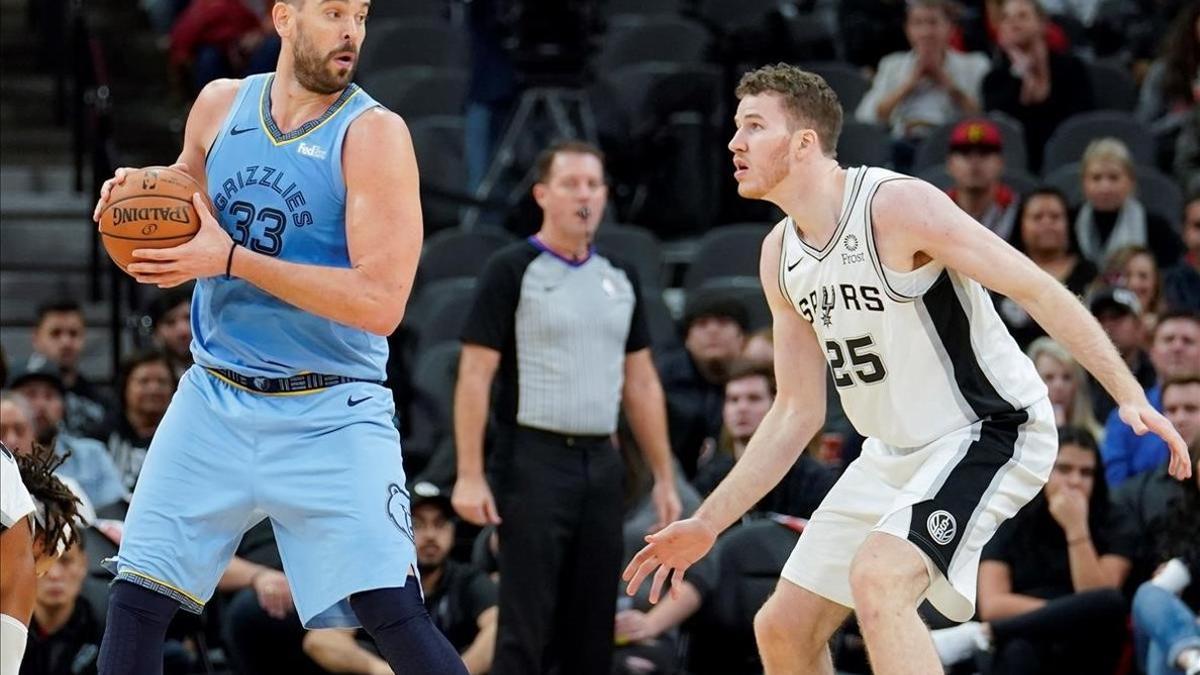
[735,63,843,158]
[908,0,959,21]
[1160,3,1200,110]
[725,360,777,398]
[12,444,81,556]
[1010,187,1079,255]
[116,349,174,411]
[1011,426,1109,552]
[1057,425,1109,514]
[533,140,605,185]
[1154,308,1200,340]
[1161,372,1200,401]
[35,299,82,327]
[146,286,193,328]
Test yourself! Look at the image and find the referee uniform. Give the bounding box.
[460,235,650,675]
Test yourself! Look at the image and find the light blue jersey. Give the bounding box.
[196,72,387,380]
[106,75,417,630]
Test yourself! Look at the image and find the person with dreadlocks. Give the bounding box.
[0,441,82,675]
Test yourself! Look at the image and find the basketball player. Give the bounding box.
[0,442,82,675]
[89,2,466,673]
[624,63,1193,675]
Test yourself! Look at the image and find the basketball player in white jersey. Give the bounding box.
[623,63,1193,675]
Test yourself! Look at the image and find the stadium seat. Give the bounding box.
[687,520,801,675]
[366,67,469,120]
[640,287,683,355]
[358,20,467,74]
[1042,111,1155,174]
[411,341,461,440]
[683,223,773,292]
[837,122,891,168]
[595,16,712,71]
[1045,162,1185,228]
[404,278,478,356]
[802,61,872,114]
[418,227,515,288]
[1086,61,1138,112]
[407,115,468,232]
[603,0,683,19]
[594,223,667,289]
[367,0,447,20]
[913,114,1029,174]
[697,0,787,33]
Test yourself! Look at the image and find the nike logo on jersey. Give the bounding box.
[786,256,802,272]
[230,126,256,136]
[347,396,371,407]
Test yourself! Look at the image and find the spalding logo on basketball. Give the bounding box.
[97,166,209,273]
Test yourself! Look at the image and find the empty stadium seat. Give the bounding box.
[837,122,891,168]
[594,223,667,289]
[595,16,712,71]
[366,67,469,119]
[802,61,872,114]
[683,223,773,292]
[358,20,467,74]
[418,227,515,288]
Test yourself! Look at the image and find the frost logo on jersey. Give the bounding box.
[841,232,865,265]
[927,510,957,545]
[297,142,327,160]
[819,286,835,327]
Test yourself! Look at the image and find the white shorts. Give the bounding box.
[781,398,1056,622]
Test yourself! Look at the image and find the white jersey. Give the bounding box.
[0,445,35,531]
[779,166,1047,448]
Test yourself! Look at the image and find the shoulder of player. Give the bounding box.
[192,78,243,120]
[869,177,958,238]
[758,219,786,274]
[344,106,411,148]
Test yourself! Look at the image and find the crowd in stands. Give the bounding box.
[2,0,1199,673]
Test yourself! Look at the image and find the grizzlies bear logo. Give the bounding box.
[386,483,415,545]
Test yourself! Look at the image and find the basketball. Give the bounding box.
[98,166,206,271]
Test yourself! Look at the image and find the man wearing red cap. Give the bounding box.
[945,119,1018,240]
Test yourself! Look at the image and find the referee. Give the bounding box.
[451,140,682,675]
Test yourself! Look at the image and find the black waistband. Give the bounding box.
[516,425,612,447]
[206,368,382,394]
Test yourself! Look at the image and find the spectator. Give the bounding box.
[741,327,773,366]
[1103,309,1200,487]
[1074,138,1183,268]
[692,361,837,519]
[656,294,749,478]
[1111,374,1200,596]
[304,484,499,674]
[19,540,101,675]
[169,0,278,93]
[999,187,1097,348]
[5,368,125,510]
[1087,287,1158,422]
[1027,337,1104,439]
[614,462,715,675]
[26,300,108,440]
[855,0,989,160]
[936,427,1130,673]
[218,521,323,675]
[1163,194,1200,311]
[147,287,193,382]
[1135,4,1199,151]
[837,0,909,71]
[1103,245,1166,336]
[983,0,1094,172]
[451,141,680,675]
[944,118,1019,240]
[975,0,1073,54]
[102,350,175,492]
[1177,106,1200,194]
[1130,447,1200,675]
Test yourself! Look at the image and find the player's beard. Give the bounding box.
[739,141,790,200]
[292,26,355,95]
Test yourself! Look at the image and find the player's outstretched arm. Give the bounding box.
[873,180,1192,481]
[623,224,827,603]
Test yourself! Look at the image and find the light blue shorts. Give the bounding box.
[103,367,416,628]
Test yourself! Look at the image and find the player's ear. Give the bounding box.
[272,1,294,37]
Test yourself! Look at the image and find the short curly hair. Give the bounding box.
[735,63,843,158]
[12,443,81,557]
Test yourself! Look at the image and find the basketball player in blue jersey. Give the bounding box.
[624,64,1193,675]
[89,2,467,673]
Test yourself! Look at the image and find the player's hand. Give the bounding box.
[127,193,234,287]
[452,473,501,526]
[649,478,682,534]
[92,162,191,223]
[622,517,717,604]
[1118,402,1193,480]
[252,569,294,619]
[614,609,655,643]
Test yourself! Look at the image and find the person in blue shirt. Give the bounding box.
[1103,309,1200,487]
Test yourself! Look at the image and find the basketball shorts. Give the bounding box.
[781,397,1056,622]
[102,367,416,629]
